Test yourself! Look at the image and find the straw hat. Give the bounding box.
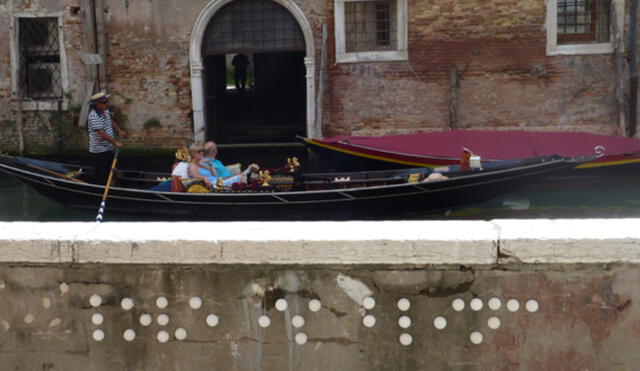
[90,92,110,103]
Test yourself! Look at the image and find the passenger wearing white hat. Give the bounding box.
[87,91,126,184]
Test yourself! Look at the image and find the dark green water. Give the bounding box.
[1,170,639,221]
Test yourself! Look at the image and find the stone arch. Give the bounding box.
[189,0,317,143]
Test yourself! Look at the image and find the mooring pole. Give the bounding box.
[629,0,638,137]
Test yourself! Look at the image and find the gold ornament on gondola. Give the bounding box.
[259,170,272,186]
[65,169,85,179]
[175,146,190,162]
[185,181,210,193]
[287,157,301,172]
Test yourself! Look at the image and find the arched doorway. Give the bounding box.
[190,0,317,144]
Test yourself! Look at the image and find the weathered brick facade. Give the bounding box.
[325,0,623,136]
[0,0,634,154]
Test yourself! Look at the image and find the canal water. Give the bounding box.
[1,167,639,221]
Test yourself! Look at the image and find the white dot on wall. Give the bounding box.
[91,313,104,325]
[175,328,187,341]
[399,333,413,346]
[526,299,539,313]
[206,314,220,327]
[189,297,203,310]
[258,315,271,328]
[49,318,61,328]
[42,298,52,310]
[487,316,501,330]
[470,331,483,345]
[156,296,168,309]
[488,297,502,311]
[59,283,69,294]
[295,332,308,345]
[452,298,465,312]
[308,299,322,312]
[397,298,411,312]
[24,314,34,324]
[1,320,10,331]
[157,330,169,343]
[292,315,305,328]
[157,314,170,326]
[362,297,376,310]
[433,316,447,330]
[92,329,105,342]
[123,329,136,342]
[89,294,102,308]
[507,299,520,312]
[139,314,152,327]
[121,298,134,311]
[362,314,376,328]
[207,314,220,327]
[398,315,412,329]
[0,281,5,289]
[275,298,288,312]
[470,298,483,311]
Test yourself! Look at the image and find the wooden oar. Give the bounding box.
[27,163,87,184]
[96,148,120,223]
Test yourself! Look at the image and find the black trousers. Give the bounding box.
[91,150,114,185]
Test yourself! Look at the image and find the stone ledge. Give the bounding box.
[0,221,498,265]
[494,219,640,264]
[1,219,639,265]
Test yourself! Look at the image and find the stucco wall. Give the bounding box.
[0,220,639,370]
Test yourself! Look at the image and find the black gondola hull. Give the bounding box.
[0,156,583,220]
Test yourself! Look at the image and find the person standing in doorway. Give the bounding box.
[88,92,126,184]
[232,53,250,93]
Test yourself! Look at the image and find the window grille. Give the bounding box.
[18,17,62,100]
[345,0,396,53]
[557,0,610,44]
[202,0,305,55]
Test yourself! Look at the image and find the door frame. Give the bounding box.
[189,0,318,143]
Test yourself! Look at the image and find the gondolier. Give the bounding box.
[88,92,126,184]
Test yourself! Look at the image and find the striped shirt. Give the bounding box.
[88,108,114,153]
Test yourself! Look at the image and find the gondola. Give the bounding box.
[299,130,640,175]
[0,154,586,220]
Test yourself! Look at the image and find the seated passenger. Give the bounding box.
[187,144,214,189]
[169,145,190,192]
[198,140,259,187]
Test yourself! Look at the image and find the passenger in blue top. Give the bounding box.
[199,141,259,187]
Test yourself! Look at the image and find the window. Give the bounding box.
[11,14,68,110]
[335,0,407,63]
[344,1,395,52]
[546,0,624,55]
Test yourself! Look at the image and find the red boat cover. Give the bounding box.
[322,130,640,160]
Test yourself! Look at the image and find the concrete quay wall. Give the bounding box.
[0,220,639,370]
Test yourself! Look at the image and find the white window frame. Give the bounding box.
[334,0,408,63]
[10,12,69,111]
[546,0,624,56]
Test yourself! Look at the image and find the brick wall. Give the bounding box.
[325,0,622,137]
[0,0,632,154]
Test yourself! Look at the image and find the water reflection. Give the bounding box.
[1,172,639,221]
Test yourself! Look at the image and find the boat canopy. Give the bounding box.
[322,130,640,160]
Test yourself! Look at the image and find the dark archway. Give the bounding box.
[201,0,307,144]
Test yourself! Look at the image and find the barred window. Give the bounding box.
[18,17,63,99]
[334,0,407,63]
[344,0,396,53]
[557,0,610,44]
